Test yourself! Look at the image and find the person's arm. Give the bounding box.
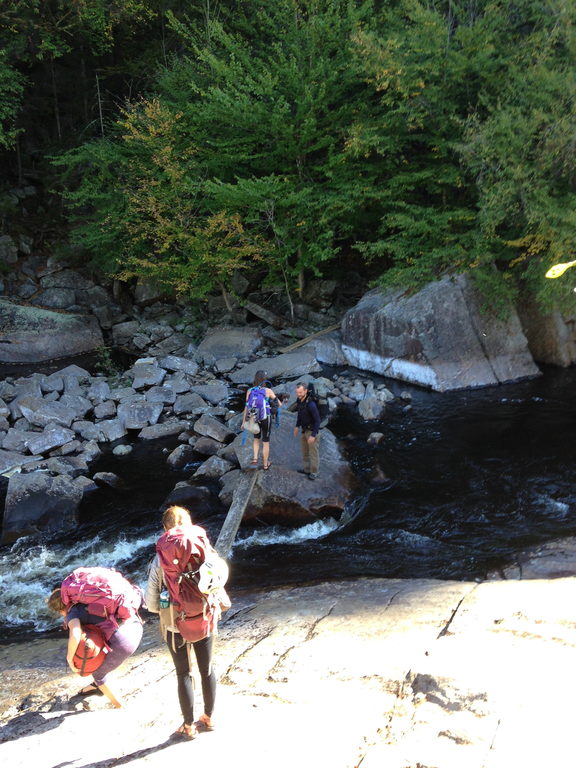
[145,555,162,614]
[66,617,83,674]
[308,400,321,439]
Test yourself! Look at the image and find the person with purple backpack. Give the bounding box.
[242,370,281,470]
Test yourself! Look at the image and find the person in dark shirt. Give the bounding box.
[293,382,321,479]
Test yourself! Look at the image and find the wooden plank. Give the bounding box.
[215,470,259,559]
[278,322,340,354]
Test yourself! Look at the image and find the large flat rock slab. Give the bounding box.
[0,299,104,363]
[342,275,540,391]
[1,576,575,768]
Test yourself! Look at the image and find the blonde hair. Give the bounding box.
[47,588,66,613]
[162,505,192,530]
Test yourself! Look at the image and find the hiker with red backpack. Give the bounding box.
[242,370,282,471]
[146,505,229,741]
[47,566,144,708]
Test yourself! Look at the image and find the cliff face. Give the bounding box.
[342,275,541,392]
[1,568,575,768]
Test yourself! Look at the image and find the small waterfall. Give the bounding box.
[0,531,158,634]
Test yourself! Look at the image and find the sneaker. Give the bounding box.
[308,473,318,480]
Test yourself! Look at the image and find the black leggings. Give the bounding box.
[166,631,216,726]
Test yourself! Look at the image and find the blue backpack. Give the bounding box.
[247,386,270,422]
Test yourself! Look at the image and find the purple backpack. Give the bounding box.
[247,386,270,422]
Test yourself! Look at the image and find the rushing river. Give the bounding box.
[2,364,576,641]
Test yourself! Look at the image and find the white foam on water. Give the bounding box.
[0,531,158,632]
[233,517,339,549]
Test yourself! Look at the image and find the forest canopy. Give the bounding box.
[1,0,575,310]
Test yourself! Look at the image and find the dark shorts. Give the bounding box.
[258,415,272,442]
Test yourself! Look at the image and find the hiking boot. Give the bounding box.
[308,472,318,480]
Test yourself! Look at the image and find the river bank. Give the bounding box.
[2,546,576,768]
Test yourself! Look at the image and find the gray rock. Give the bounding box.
[228,410,353,522]
[342,276,541,392]
[138,421,190,440]
[74,475,99,494]
[367,432,385,444]
[9,393,44,420]
[173,392,209,415]
[517,298,576,367]
[0,398,9,419]
[145,386,176,405]
[87,380,111,404]
[190,381,229,405]
[197,326,262,363]
[2,429,29,453]
[358,396,386,421]
[50,439,82,456]
[41,374,64,394]
[164,372,192,394]
[109,386,139,402]
[130,363,166,389]
[71,421,106,441]
[53,365,91,380]
[347,380,367,402]
[21,455,89,478]
[94,400,117,420]
[160,482,212,514]
[112,444,133,457]
[215,357,237,373]
[166,444,197,469]
[0,301,104,364]
[57,395,92,421]
[193,413,236,443]
[99,419,128,442]
[230,350,321,385]
[32,287,76,308]
[194,436,224,456]
[0,381,15,401]
[25,426,76,455]
[20,401,75,429]
[39,269,94,290]
[112,320,141,346]
[302,330,347,366]
[80,440,102,463]
[0,234,18,264]
[158,355,199,376]
[117,401,163,429]
[0,449,38,475]
[193,455,235,479]
[93,471,125,489]
[1,471,83,544]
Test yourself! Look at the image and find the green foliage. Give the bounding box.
[1,0,571,312]
[0,51,24,148]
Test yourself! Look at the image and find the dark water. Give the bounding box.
[2,364,576,637]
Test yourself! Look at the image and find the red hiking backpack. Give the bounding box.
[155,524,221,643]
[60,567,143,641]
[73,625,108,676]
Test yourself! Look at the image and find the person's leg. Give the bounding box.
[92,618,143,707]
[192,635,216,720]
[309,432,321,475]
[252,437,260,463]
[261,416,271,468]
[300,430,311,473]
[166,631,195,726]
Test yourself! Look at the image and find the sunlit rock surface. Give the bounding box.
[342,275,540,391]
[1,574,575,768]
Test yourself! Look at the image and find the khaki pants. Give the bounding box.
[300,429,320,474]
